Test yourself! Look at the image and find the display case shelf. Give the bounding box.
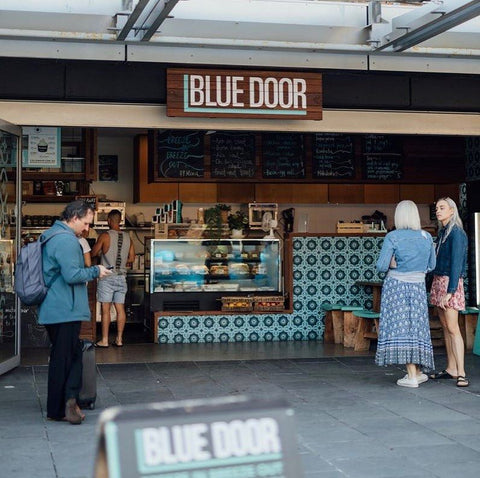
[150,238,283,312]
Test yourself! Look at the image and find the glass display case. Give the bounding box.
[149,239,282,311]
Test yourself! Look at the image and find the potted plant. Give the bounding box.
[204,206,222,239]
[216,204,231,224]
[228,210,249,238]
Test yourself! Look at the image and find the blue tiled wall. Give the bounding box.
[157,236,385,343]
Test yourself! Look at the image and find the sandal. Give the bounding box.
[429,370,456,380]
[456,376,470,388]
[94,341,109,348]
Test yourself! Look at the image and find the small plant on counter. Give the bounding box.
[204,207,223,239]
[228,210,249,231]
[215,204,232,225]
[215,204,232,212]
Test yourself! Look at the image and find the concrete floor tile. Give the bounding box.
[330,455,431,478]
[2,347,480,477]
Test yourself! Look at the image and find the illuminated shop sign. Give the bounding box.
[167,68,322,120]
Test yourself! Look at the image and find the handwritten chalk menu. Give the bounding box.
[157,130,204,178]
[95,396,302,478]
[75,195,98,211]
[313,133,355,178]
[210,133,256,178]
[262,133,305,179]
[362,134,403,180]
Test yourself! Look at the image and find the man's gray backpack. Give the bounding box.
[14,231,66,306]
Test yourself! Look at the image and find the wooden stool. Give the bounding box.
[321,303,343,344]
[342,306,364,348]
[459,307,479,351]
[353,310,380,351]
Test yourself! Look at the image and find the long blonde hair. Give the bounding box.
[437,197,463,243]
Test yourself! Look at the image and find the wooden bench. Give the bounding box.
[353,310,380,352]
[321,303,343,344]
[342,306,364,348]
[459,307,479,351]
[474,313,480,356]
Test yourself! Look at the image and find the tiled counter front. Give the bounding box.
[156,235,384,344]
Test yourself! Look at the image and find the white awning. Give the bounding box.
[0,0,478,74]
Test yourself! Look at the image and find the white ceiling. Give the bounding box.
[0,0,478,74]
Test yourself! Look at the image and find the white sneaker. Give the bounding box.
[417,373,428,384]
[397,374,419,388]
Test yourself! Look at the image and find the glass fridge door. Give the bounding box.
[150,239,281,294]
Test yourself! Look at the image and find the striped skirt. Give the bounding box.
[375,276,435,370]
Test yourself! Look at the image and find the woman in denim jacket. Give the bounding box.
[376,200,436,388]
[429,197,469,387]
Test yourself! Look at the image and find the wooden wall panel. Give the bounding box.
[328,184,364,204]
[399,184,435,204]
[364,185,399,204]
[434,184,460,204]
[179,183,217,203]
[134,135,179,203]
[255,184,294,203]
[292,184,328,204]
[217,183,255,203]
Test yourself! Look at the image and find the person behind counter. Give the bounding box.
[429,197,469,388]
[91,209,135,348]
[78,230,92,267]
[375,200,436,388]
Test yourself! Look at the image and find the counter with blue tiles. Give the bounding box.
[155,234,385,344]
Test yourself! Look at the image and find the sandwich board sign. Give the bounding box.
[94,396,302,478]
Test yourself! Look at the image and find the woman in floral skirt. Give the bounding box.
[375,200,436,388]
[429,197,469,387]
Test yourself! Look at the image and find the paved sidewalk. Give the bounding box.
[1,353,480,477]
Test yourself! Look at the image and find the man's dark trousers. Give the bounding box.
[45,321,82,420]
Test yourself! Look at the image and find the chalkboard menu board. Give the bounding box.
[156,130,204,179]
[363,134,402,155]
[76,195,98,211]
[210,133,256,178]
[363,156,402,180]
[262,133,305,179]
[362,134,403,180]
[312,133,355,178]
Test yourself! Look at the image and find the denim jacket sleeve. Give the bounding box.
[446,228,467,294]
[427,235,436,273]
[376,233,395,273]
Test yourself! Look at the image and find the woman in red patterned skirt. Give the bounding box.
[429,198,469,387]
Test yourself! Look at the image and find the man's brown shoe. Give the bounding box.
[65,398,82,425]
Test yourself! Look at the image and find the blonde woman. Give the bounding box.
[429,197,469,387]
[376,200,436,388]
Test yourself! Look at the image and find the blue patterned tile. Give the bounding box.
[156,236,385,343]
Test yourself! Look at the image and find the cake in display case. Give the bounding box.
[149,238,282,311]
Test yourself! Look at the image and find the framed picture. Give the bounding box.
[98,155,118,182]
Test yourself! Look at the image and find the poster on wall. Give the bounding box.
[99,155,118,182]
[22,127,61,168]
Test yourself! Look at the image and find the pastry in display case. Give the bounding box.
[149,239,282,312]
